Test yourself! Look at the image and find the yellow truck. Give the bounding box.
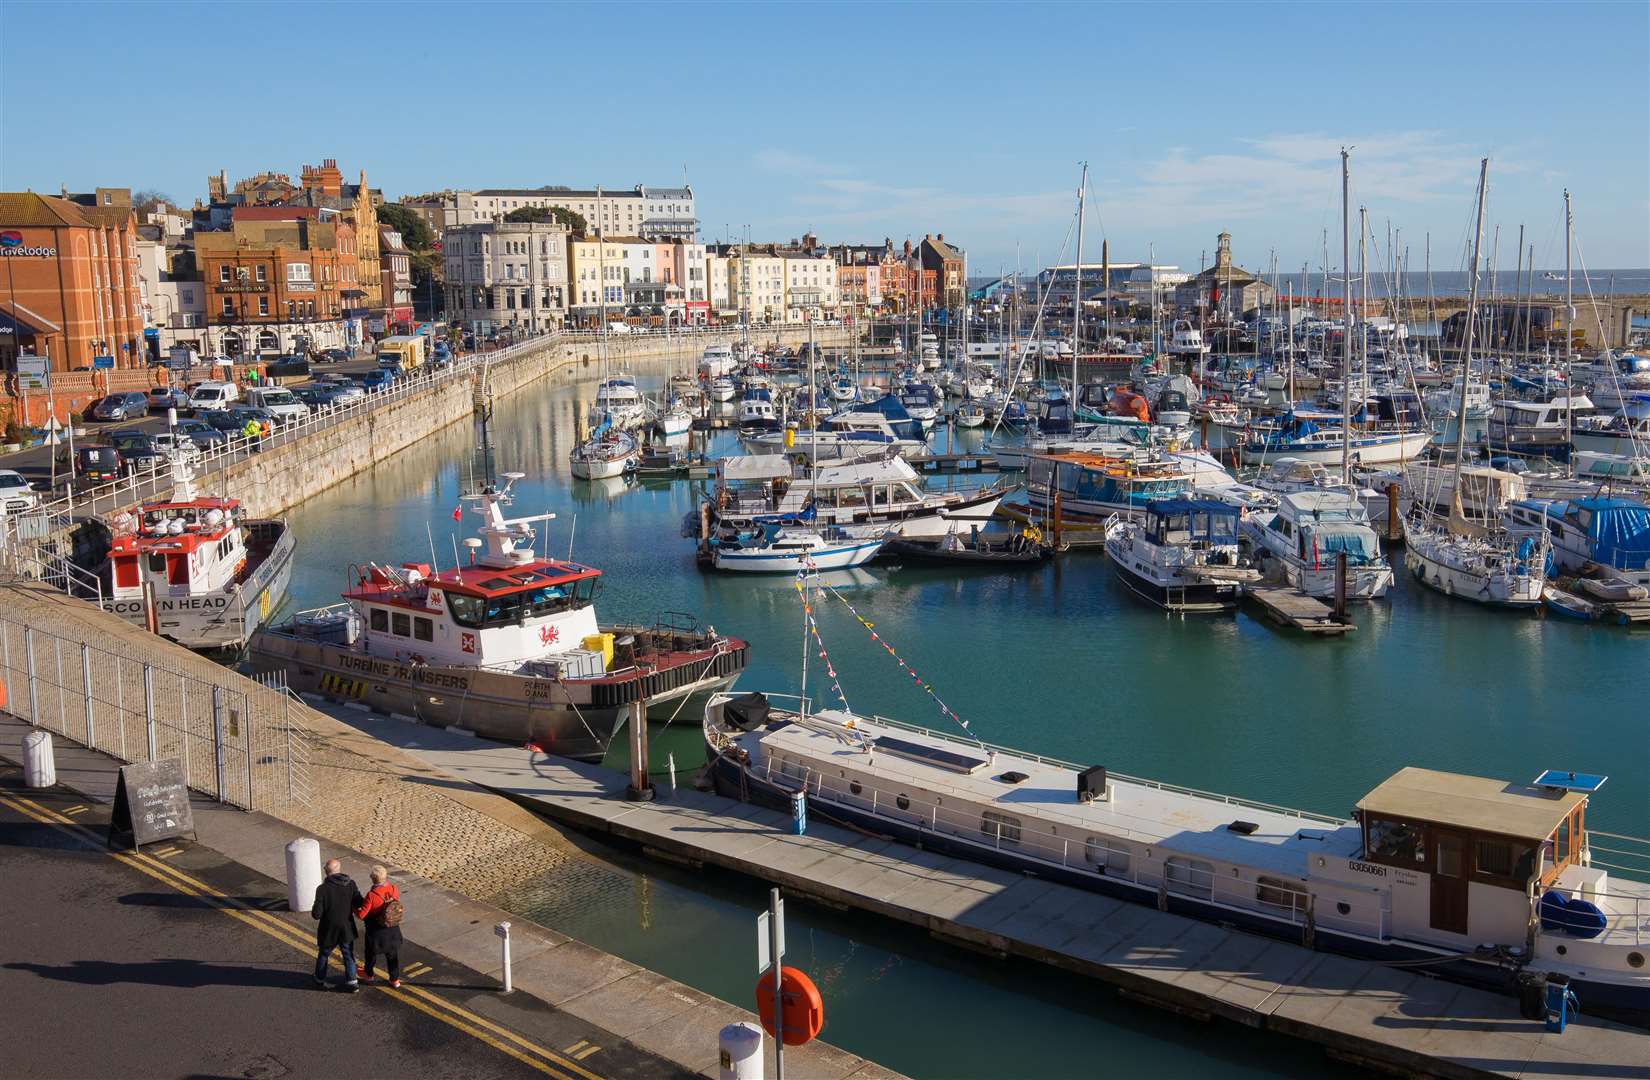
[375,335,426,372]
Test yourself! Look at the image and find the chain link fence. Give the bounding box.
[0,614,310,810]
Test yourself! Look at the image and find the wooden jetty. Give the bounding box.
[1244,584,1355,635]
[321,707,1649,1080]
[908,453,1003,473]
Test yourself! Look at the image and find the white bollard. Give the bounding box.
[284,837,323,913]
[22,730,56,788]
[495,921,513,993]
[718,1021,763,1080]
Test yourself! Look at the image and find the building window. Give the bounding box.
[255,265,267,283]
[258,297,269,316]
[287,301,296,319]
[221,297,234,316]
[219,266,230,283]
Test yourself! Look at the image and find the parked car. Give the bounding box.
[293,386,334,409]
[243,385,311,425]
[90,392,150,422]
[327,382,366,406]
[225,405,278,433]
[107,430,163,474]
[316,347,350,364]
[0,469,39,512]
[147,431,203,463]
[185,380,239,414]
[173,418,228,449]
[147,385,190,411]
[360,369,396,392]
[73,445,123,483]
[201,410,245,435]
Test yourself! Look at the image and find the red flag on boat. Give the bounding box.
[452,505,463,522]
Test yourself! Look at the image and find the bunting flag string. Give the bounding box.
[819,581,985,750]
[794,569,849,711]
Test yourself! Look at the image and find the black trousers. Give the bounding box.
[363,925,403,981]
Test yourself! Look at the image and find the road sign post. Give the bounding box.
[757,888,786,1080]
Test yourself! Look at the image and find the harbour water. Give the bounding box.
[281,369,1648,1077]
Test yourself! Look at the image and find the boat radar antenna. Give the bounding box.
[459,472,557,568]
[471,371,497,488]
[166,453,200,504]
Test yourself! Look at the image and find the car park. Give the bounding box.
[360,368,396,392]
[201,410,245,435]
[186,381,239,414]
[0,469,40,512]
[90,392,150,421]
[172,418,228,448]
[107,430,164,474]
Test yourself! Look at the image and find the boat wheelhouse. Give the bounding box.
[100,461,293,653]
[1504,497,1650,589]
[1572,403,1650,457]
[1488,394,1594,456]
[249,474,745,761]
[704,700,1650,1023]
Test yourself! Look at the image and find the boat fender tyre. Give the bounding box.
[1444,576,1454,596]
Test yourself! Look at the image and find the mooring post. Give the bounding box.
[1386,482,1401,542]
[626,700,653,801]
[1334,552,1349,621]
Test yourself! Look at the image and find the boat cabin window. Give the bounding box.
[1084,836,1130,875]
[980,811,1022,846]
[414,617,433,642]
[446,577,595,629]
[369,608,389,632]
[392,612,411,637]
[1256,876,1302,913]
[146,552,166,574]
[1365,816,1427,868]
[1164,857,1214,900]
[1474,838,1536,886]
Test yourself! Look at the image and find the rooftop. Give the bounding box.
[0,191,92,228]
[1356,767,1584,841]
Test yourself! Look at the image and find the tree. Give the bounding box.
[377,203,434,251]
[132,188,173,216]
[503,205,587,235]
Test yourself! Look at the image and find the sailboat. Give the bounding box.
[1401,159,1548,606]
[570,190,641,481]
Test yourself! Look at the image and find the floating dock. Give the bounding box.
[324,707,1647,1080]
[1244,584,1355,635]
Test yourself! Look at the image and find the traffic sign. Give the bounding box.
[757,899,785,972]
[91,355,115,369]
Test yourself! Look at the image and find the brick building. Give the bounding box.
[0,189,145,371]
[195,210,355,357]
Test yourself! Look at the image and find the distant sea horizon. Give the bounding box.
[968,269,1650,299]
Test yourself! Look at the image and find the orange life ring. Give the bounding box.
[754,966,824,1045]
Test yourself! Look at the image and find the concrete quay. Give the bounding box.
[335,713,1650,1080]
[0,582,901,1079]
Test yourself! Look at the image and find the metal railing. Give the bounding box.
[0,612,311,810]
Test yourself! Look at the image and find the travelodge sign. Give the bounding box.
[0,231,57,258]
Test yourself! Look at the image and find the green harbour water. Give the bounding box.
[281,369,1648,1078]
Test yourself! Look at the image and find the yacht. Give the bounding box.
[1572,403,1650,457]
[569,425,638,480]
[1423,375,1493,421]
[591,374,650,430]
[1103,499,1257,612]
[1023,450,1192,522]
[737,386,779,432]
[1487,394,1594,457]
[699,453,1003,541]
[100,459,294,653]
[1243,490,1394,599]
[704,697,1650,1024]
[656,397,694,438]
[700,344,736,378]
[1504,497,1650,589]
[248,475,746,761]
[1239,414,1432,467]
[1402,507,1548,607]
[1166,320,1210,363]
[704,525,885,573]
[898,382,942,432]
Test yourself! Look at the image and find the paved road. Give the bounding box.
[0,772,692,1080]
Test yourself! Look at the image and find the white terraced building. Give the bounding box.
[442,220,570,336]
[402,186,697,241]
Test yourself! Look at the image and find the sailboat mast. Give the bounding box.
[1563,189,1574,466]
[1339,148,1354,484]
[1287,283,1295,404]
[1358,206,1368,400]
[1149,242,1158,357]
[1452,159,1490,473]
[1515,223,1525,359]
[1072,162,1086,396]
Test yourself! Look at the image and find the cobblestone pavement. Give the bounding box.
[0,578,587,901]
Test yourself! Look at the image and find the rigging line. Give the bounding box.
[1572,233,1645,461]
[989,206,1078,442]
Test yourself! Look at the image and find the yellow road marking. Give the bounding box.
[564,1041,589,1054]
[0,793,595,1080]
[573,1046,601,1061]
[62,805,88,815]
[404,961,433,977]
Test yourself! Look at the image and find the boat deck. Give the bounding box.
[322,705,1650,1080]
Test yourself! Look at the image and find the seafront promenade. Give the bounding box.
[0,578,901,1080]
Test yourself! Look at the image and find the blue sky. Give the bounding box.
[3,1,1646,277]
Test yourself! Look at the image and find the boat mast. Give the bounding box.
[1072,162,1086,399]
[1358,206,1368,408]
[1149,242,1158,358]
[1287,283,1295,404]
[1451,159,1490,478]
[1563,189,1574,473]
[1515,223,1525,361]
[1340,148,1354,484]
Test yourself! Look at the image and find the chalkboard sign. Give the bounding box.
[108,759,196,850]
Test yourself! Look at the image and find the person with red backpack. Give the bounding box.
[354,865,404,987]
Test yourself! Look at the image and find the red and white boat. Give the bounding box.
[247,473,747,761]
[101,461,294,653]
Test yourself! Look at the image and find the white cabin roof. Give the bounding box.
[757,713,1360,877]
[810,457,918,486]
[723,454,793,482]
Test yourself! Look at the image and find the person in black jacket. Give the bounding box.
[311,858,364,991]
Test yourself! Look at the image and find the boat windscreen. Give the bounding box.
[874,735,989,774]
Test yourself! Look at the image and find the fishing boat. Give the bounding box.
[704,693,1650,1024]
[704,524,885,573]
[248,474,746,761]
[569,424,638,481]
[1243,490,1394,599]
[1102,498,1258,612]
[100,458,294,653]
[736,386,779,432]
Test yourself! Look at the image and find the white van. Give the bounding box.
[186,381,239,414]
[244,385,311,425]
